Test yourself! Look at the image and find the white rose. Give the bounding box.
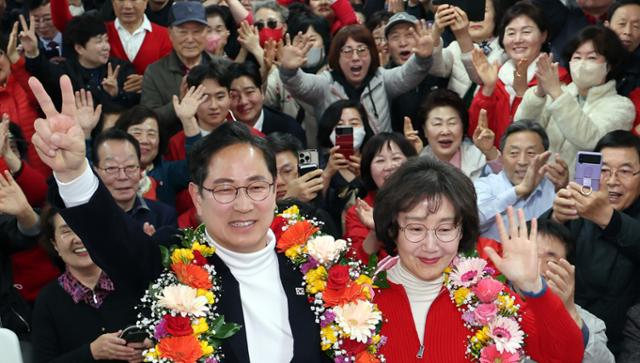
[306,235,347,264]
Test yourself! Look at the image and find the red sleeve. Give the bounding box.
[242,13,253,25]
[50,0,73,33]
[276,0,300,5]
[12,86,51,177]
[9,58,35,106]
[468,86,499,141]
[165,133,185,161]
[12,161,48,208]
[344,205,372,265]
[519,287,584,363]
[629,88,640,136]
[329,0,358,34]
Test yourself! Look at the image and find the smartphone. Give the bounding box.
[431,0,486,22]
[575,151,602,192]
[119,325,147,343]
[298,149,320,177]
[335,126,354,161]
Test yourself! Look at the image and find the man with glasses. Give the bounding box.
[549,130,640,356]
[28,0,62,61]
[141,1,215,136]
[92,128,177,237]
[29,74,329,361]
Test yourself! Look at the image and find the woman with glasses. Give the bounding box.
[371,156,584,361]
[279,23,435,135]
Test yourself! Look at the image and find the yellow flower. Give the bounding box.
[199,340,215,356]
[171,248,194,264]
[285,245,302,259]
[144,345,161,361]
[356,275,373,287]
[320,325,338,350]
[497,294,517,313]
[473,326,491,344]
[371,334,381,345]
[282,205,300,217]
[454,287,471,306]
[305,266,327,294]
[192,317,209,335]
[191,242,215,257]
[196,289,215,304]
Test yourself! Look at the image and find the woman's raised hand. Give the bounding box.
[29,75,87,182]
[472,48,500,96]
[485,207,543,294]
[279,32,313,71]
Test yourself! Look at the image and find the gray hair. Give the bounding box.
[252,0,288,22]
[499,119,550,151]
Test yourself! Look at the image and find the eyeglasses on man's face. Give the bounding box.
[202,180,275,204]
[97,165,140,177]
[601,166,640,181]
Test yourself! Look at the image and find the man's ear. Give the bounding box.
[604,20,610,28]
[188,182,204,217]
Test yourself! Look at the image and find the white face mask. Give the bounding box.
[304,47,324,68]
[570,60,608,90]
[69,4,84,16]
[329,126,367,150]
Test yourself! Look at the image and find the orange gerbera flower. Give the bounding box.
[323,282,366,307]
[158,335,203,363]
[356,350,381,363]
[171,263,212,290]
[276,220,318,253]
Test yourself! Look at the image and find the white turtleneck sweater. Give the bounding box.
[387,262,443,345]
[205,230,293,363]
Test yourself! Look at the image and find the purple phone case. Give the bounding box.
[575,152,602,191]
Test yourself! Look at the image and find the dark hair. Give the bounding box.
[8,122,28,159]
[38,204,65,269]
[317,100,374,148]
[287,12,331,63]
[499,119,550,151]
[489,0,510,37]
[27,0,50,11]
[374,156,479,255]
[563,25,627,81]
[91,102,126,140]
[266,132,304,157]
[365,10,392,33]
[0,35,7,54]
[360,132,417,191]
[186,58,233,89]
[529,218,575,262]
[498,1,548,51]
[92,128,141,166]
[189,122,277,190]
[228,61,263,89]
[328,25,380,80]
[418,89,470,135]
[594,130,640,160]
[62,14,107,56]
[607,0,640,21]
[114,105,168,160]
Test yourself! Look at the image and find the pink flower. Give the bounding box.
[473,278,503,303]
[489,316,524,353]
[474,303,498,325]
[479,344,521,363]
[450,258,487,287]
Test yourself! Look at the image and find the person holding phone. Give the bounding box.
[548,130,640,355]
[33,205,148,362]
[515,25,635,174]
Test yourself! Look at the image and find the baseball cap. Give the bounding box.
[384,12,418,38]
[169,1,208,27]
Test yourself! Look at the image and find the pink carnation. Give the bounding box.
[474,303,498,325]
[473,277,503,303]
[479,344,521,363]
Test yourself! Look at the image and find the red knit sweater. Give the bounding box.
[468,67,571,148]
[375,277,584,362]
[344,191,388,265]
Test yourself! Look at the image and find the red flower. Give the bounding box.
[323,265,366,307]
[164,315,194,337]
[271,216,288,240]
[327,265,350,290]
[276,220,318,253]
[192,250,207,266]
[342,337,368,356]
[158,335,203,363]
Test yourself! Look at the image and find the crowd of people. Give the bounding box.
[0,0,639,361]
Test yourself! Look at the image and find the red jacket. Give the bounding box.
[375,277,584,362]
[275,0,357,34]
[629,88,640,136]
[468,67,571,148]
[0,58,50,176]
[344,191,388,265]
[51,0,172,74]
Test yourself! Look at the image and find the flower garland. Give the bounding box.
[444,256,525,362]
[272,205,386,363]
[137,225,241,363]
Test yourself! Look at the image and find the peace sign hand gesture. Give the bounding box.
[18,15,39,59]
[29,75,87,182]
[472,109,498,160]
[102,63,121,97]
[403,116,423,153]
[485,207,543,294]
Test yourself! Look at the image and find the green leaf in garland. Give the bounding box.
[210,315,242,339]
[159,245,170,268]
[373,270,390,289]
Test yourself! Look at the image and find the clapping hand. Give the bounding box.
[541,153,569,191]
[355,198,374,229]
[545,259,581,325]
[279,33,313,71]
[535,53,562,99]
[29,75,87,182]
[238,21,262,55]
[514,151,551,198]
[471,109,498,160]
[472,48,500,96]
[101,63,121,98]
[0,170,31,217]
[403,116,423,153]
[513,58,528,97]
[75,89,102,139]
[485,207,543,294]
